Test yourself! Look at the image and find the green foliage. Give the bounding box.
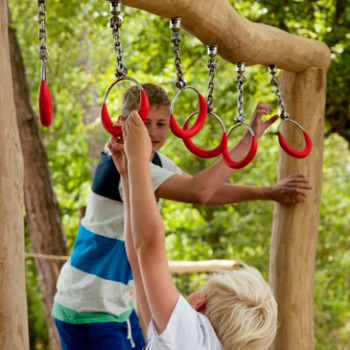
[8,0,350,348]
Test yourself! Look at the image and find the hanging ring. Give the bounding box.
[182,111,227,158]
[170,86,207,139]
[278,118,312,158]
[101,77,150,137]
[222,122,258,169]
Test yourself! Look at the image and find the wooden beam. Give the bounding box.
[24,253,240,274]
[169,259,240,274]
[0,1,29,348]
[269,67,326,350]
[123,0,331,72]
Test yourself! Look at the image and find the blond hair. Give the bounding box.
[121,83,170,117]
[202,263,278,350]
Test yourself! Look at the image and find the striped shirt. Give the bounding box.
[52,151,182,324]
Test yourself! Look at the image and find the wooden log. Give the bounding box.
[0,1,29,348]
[269,67,326,350]
[24,253,240,274]
[9,23,68,350]
[169,259,240,274]
[123,0,331,72]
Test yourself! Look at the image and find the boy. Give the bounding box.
[53,84,310,349]
[111,111,278,349]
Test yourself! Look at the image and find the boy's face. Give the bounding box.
[144,105,170,154]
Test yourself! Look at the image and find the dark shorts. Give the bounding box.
[55,310,146,350]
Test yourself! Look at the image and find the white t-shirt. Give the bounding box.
[146,295,223,350]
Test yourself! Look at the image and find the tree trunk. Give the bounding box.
[78,38,106,178]
[0,1,29,348]
[9,19,68,350]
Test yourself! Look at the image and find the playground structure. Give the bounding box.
[0,0,331,349]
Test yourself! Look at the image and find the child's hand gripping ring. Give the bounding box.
[39,79,53,127]
[170,86,207,139]
[278,118,312,158]
[101,77,150,137]
[182,111,228,158]
[222,123,258,169]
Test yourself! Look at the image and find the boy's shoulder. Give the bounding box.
[147,295,223,350]
[156,152,182,174]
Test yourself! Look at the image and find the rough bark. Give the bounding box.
[269,68,327,350]
[0,1,29,348]
[77,37,106,178]
[9,19,68,350]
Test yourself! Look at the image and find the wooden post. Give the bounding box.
[269,68,327,349]
[0,0,29,348]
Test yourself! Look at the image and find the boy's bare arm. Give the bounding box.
[124,112,180,334]
[108,138,152,327]
[156,102,311,205]
[156,173,311,205]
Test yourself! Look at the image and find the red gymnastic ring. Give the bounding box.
[169,86,207,139]
[222,123,258,169]
[182,111,227,158]
[278,119,312,158]
[101,77,150,137]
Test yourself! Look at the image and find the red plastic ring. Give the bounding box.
[169,86,207,139]
[39,79,53,127]
[278,119,312,158]
[182,111,228,158]
[222,123,258,169]
[101,77,150,137]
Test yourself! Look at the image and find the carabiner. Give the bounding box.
[222,123,258,169]
[182,111,227,158]
[278,118,312,158]
[101,77,150,137]
[38,79,53,127]
[169,86,207,139]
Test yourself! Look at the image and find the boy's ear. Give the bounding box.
[194,295,208,314]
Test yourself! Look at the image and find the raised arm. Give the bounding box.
[108,137,152,327]
[123,112,180,334]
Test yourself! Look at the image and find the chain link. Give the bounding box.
[207,46,218,113]
[110,1,128,78]
[37,0,49,62]
[170,18,186,89]
[268,65,288,119]
[236,63,246,123]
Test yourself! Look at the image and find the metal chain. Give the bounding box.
[268,65,288,119]
[38,0,49,80]
[110,1,128,78]
[170,18,187,89]
[236,63,246,123]
[207,46,218,113]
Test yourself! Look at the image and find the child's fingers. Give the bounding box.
[256,101,273,111]
[265,115,279,126]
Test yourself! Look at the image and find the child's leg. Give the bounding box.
[88,313,145,349]
[55,311,145,350]
[55,319,90,350]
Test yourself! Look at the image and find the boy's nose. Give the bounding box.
[147,125,157,136]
